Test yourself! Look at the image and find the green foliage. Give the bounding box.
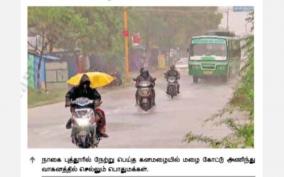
[28,7,88,52]
[28,7,125,85]
[231,36,254,117]
[236,121,254,147]
[72,7,124,55]
[28,7,124,55]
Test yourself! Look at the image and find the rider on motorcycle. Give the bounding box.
[165,65,180,94]
[134,68,156,106]
[65,74,108,138]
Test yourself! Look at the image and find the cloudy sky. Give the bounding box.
[218,7,253,36]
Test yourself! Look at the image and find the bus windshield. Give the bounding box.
[192,43,227,57]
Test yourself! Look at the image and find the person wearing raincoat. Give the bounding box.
[65,74,108,138]
[134,68,156,106]
[164,65,180,94]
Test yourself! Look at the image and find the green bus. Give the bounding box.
[188,31,241,83]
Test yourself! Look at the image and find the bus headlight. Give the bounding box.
[190,64,200,70]
[218,65,227,70]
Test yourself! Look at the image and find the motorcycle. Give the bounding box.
[134,80,155,111]
[110,71,122,86]
[70,97,100,148]
[166,76,178,99]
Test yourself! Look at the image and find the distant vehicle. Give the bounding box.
[166,76,179,99]
[175,57,188,70]
[110,71,122,86]
[134,79,156,111]
[188,30,241,83]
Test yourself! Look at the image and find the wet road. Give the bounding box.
[28,70,237,148]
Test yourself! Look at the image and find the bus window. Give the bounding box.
[192,43,227,57]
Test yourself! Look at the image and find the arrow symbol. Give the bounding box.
[30,157,35,164]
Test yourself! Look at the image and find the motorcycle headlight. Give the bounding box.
[75,110,87,118]
[139,89,150,97]
[168,77,176,82]
[76,118,90,127]
[74,109,94,118]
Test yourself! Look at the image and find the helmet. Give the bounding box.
[140,67,145,74]
[142,69,149,78]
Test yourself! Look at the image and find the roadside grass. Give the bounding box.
[28,83,67,108]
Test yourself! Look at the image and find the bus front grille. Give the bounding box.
[201,64,216,70]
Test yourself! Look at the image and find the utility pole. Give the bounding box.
[123,7,129,82]
[226,8,229,31]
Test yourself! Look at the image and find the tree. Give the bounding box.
[28,7,125,89]
[28,7,88,90]
[72,7,125,71]
[128,7,223,51]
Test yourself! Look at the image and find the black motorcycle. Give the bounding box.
[166,76,178,99]
[134,80,155,111]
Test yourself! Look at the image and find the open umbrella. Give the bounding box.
[67,72,115,88]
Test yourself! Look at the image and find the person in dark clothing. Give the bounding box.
[65,75,101,106]
[134,68,156,106]
[134,67,145,86]
[65,74,108,138]
[165,65,180,94]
